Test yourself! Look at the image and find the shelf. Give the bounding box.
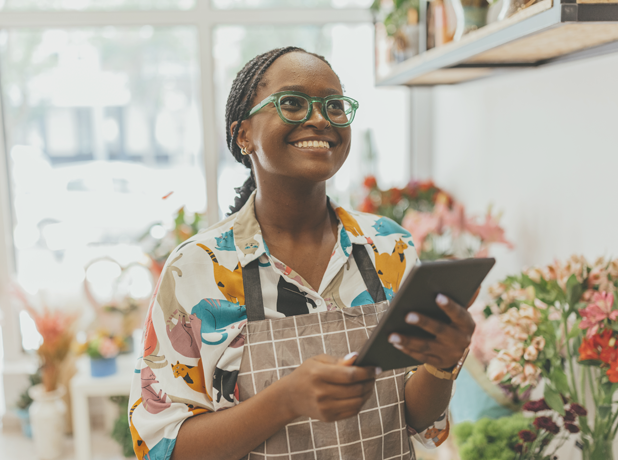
[376,0,618,86]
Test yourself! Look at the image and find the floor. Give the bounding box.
[0,427,135,460]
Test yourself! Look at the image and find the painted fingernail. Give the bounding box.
[375,367,383,375]
[344,352,358,361]
[406,312,419,324]
[393,343,404,351]
[436,294,448,306]
[388,333,401,344]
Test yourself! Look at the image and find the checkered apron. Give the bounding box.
[237,245,414,460]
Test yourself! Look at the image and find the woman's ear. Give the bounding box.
[230,120,253,154]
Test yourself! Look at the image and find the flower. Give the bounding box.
[533,416,560,434]
[518,430,537,442]
[487,356,509,383]
[363,176,377,189]
[513,443,523,453]
[570,403,588,416]
[579,292,618,338]
[523,399,550,412]
[524,345,539,361]
[564,423,580,433]
[531,336,546,350]
[578,336,601,361]
[99,337,120,359]
[606,360,618,383]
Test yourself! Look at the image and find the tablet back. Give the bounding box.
[355,258,495,371]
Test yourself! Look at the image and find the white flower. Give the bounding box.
[524,345,539,361]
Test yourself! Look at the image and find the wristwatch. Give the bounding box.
[424,347,469,381]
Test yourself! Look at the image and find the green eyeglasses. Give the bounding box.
[245,91,359,128]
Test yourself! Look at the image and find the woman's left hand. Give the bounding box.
[388,293,477,370]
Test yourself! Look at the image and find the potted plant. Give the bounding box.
[80,330,124,377]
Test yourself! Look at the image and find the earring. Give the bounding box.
[241,147,250,156]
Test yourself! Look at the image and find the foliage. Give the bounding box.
[454,413,531,460]
[484,255,618,459]
[15,372,42,411]
[371,0,420,36]
[110,395,134,459]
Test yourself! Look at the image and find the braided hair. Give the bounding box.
[225,46,335,215]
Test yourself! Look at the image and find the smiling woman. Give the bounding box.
[128,47,464,460]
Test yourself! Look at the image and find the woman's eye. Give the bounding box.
[280,97,302,108]
[327,100,344,111]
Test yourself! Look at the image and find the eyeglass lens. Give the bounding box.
[278,95,353,125]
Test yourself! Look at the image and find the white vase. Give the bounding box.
[28,384,67,460]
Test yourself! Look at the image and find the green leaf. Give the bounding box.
[483,305,492,318]
[551,367,571,395]
[568,319,583,339]
[544,384,566,416]
[598,404,611,420]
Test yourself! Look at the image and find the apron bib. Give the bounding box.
[237,245,414,460]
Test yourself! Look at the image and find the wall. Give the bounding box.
[431,53,618,283]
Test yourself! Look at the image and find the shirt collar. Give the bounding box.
[232,191,370,268]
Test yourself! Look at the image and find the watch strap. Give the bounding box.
[424,347,470,381]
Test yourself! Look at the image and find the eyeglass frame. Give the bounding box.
[244,91,359,128]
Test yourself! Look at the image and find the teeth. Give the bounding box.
[293,141,330,149]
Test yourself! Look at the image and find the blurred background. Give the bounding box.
[1,0,618,459]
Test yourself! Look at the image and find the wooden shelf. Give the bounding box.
[376,0,618,86]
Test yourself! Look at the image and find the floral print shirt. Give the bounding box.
[128,192,451,460]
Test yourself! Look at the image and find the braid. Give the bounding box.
[226,47,335,215]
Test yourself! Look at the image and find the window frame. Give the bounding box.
[0,3,372,364]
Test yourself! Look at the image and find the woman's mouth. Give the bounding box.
[291,140,332,149]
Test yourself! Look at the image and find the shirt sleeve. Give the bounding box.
[404,367,454,449]
[128,246,247,460]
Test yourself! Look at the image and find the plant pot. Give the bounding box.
[15,407,32,438]
[90,356,118,377]
[28,384,67,460]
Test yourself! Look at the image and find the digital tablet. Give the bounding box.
[355,257,496,371]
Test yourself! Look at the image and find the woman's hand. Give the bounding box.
[388,293,477,370]
[279,353,376,422]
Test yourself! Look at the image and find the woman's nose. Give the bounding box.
[303,101,330,130]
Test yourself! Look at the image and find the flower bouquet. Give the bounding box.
[78,330,125,377]
[485,256,618,460]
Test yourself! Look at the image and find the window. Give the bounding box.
[0,3,408,359]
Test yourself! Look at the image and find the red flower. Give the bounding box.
[533,416,560,434]
[513,443,523,453]
[358,197,376,213]
[606,360,618,383]
[518,430,537,442]
[563,410,576,422]
[600,346,618,364]
[565,423,580,434]
[570,403,588,417]
[579,336,601,361]
[523,399,550,412]
[363,176,377,189]
[389,187,402,204]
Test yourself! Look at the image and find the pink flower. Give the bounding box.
[401,210,438,251]
[524,345,539,361]
[531,336,546,351]
[579,292,618,339]
[99,338,119,359]
[466,209,514,248]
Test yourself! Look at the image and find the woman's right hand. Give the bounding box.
[279,354,377,423]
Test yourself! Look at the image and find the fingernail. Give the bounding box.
[406,312,419,324]
[344,352,358,361]
[436,294,448,306]
[393,343,404,351]
[375,367,383,375]
[388,333,401,344]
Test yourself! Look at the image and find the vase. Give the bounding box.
[28,384,67,460]
[427,0,465,49]
[90,356,118,377]
[583,439,614,460]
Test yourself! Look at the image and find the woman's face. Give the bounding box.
[238,52,352,186]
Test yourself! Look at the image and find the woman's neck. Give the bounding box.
[253,176,333,237]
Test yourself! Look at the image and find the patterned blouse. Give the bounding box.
[128,192,450,460]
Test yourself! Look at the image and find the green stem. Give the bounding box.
[563,315,580,402]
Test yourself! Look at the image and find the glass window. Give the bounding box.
[0,0,195,11]
[0,27,204,347]
[213,24,409,215]
[211,0,371,9]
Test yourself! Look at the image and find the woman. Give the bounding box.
[129,46,475,460]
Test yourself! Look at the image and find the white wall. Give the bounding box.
[431,53,618,282]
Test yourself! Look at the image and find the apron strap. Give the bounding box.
[352,244,387,303]
[242,243,386,322]
[242,259,266,322]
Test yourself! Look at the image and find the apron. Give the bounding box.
[237,244,414,460]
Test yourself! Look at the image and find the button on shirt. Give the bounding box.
[128,191,451,460]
